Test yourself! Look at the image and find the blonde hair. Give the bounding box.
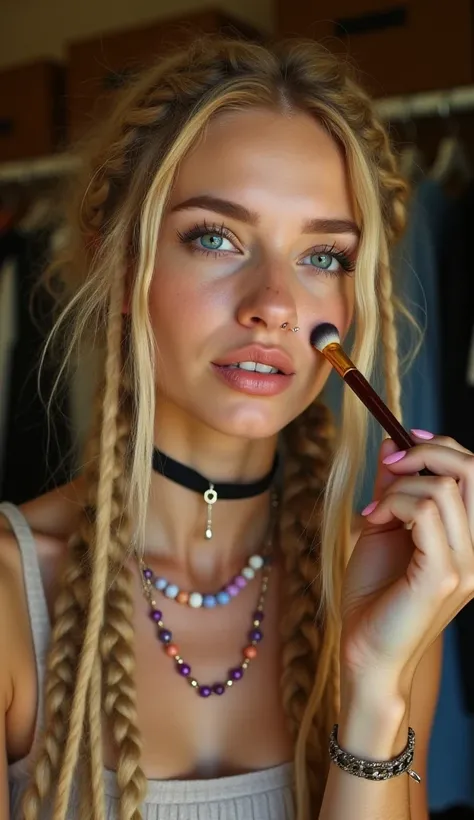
[22,36,408,820]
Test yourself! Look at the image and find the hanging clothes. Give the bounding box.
[0,227,72,503]
[0,259,18,489]
[434,182,474,729]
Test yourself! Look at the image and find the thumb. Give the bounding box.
[371,437,401,502]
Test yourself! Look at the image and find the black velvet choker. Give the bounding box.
[152,447,279,499]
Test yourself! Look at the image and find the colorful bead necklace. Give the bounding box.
[137,488,279,697]
[147,552,266,609]
[139,559,271,697]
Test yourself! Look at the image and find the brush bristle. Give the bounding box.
[310,322,341,351]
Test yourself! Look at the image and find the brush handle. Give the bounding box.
[345,370,434,477]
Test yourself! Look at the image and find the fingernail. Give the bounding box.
[361,500,379,516]
[383,450,407,465]
[411,429,435,440]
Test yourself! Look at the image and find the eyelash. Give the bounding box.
[176,221,356,274]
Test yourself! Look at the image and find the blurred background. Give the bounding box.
[0,2,473,818]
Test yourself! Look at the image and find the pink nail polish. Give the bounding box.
[383,450,407,465]
[410,429,435,440]
[361,500,379,516]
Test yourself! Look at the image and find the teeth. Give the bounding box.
[229,361,280,374]
[255,363,276,374]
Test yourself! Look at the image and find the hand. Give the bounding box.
[340,433,474,696]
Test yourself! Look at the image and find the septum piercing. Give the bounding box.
[281,322,300,333]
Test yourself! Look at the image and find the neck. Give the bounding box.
[143,405,280,585]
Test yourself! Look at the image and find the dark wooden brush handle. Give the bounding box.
[345,369,434,477]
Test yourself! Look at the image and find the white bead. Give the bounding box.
[164,584,179,599]
[188,592,203,608]
[242,567,255,580]
[249,555,264,570]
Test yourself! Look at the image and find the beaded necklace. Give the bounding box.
[147,551,265,608]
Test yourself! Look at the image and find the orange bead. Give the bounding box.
[243,645,257,659]
[166,644,179,657]
[176,591,189,605]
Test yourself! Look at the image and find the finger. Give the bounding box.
[384,444,474,540]
[383,442,474,482]
[364,492,455,586]
[410,431,472,455]
[383,475,472,559]
[370,438,401,502]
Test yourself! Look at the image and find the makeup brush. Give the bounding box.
[310,322,433,476]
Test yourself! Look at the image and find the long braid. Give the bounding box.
[20,540,87,817]
[99,396,147,820]
[280,400,338,815]
[52,268,125,817]
[358,104,407,420]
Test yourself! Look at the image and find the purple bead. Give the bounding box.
[150,609,162,622]
[143,568,153,579]
[234,575,247,589]
[227,584,239,597]
[178,663,191,676]
[199,686,212,697]
[213,683,225,695]
[229,667,243,681]
[253,610,264,622]
[249,628,263,643]
[158,628,172,644]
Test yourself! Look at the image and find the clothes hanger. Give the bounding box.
[430,98,471,184]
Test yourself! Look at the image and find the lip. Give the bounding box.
[212,344,295,376]
[212,364,294,396]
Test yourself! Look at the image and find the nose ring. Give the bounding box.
[281,322,300,333]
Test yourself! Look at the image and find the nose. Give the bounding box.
[236,262,299,334]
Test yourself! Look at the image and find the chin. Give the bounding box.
[202,403,296,440]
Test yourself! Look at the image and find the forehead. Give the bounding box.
[169,107,355,221]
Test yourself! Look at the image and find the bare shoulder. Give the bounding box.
[0,478,86,688]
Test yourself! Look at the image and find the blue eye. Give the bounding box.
[310,252,338,271]
[177,223,239,255]
[300,246,355,275]
[199,234,230,251]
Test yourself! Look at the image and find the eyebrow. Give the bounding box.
[170,195,360,237]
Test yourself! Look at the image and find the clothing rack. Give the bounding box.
[376,83,474,122]
[3,83,474,183]
[0,153,80,184]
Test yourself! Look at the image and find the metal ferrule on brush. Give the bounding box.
[322,343,357,379]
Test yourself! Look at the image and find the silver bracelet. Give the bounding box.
[329,724,421,783]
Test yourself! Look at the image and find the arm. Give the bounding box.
[0,714,9,820]
[0,532,28,820]
[318,633,443,820]
[0,576,13,820]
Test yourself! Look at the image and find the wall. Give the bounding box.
[0,0,273,69]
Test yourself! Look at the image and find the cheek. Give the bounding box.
[302,276,355,335]
[148,262,226,358]
[148,268,191,355]
[329,276,355,336]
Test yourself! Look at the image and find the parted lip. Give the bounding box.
[212,345,295,376]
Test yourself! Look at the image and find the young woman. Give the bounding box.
[1,36,473,820]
